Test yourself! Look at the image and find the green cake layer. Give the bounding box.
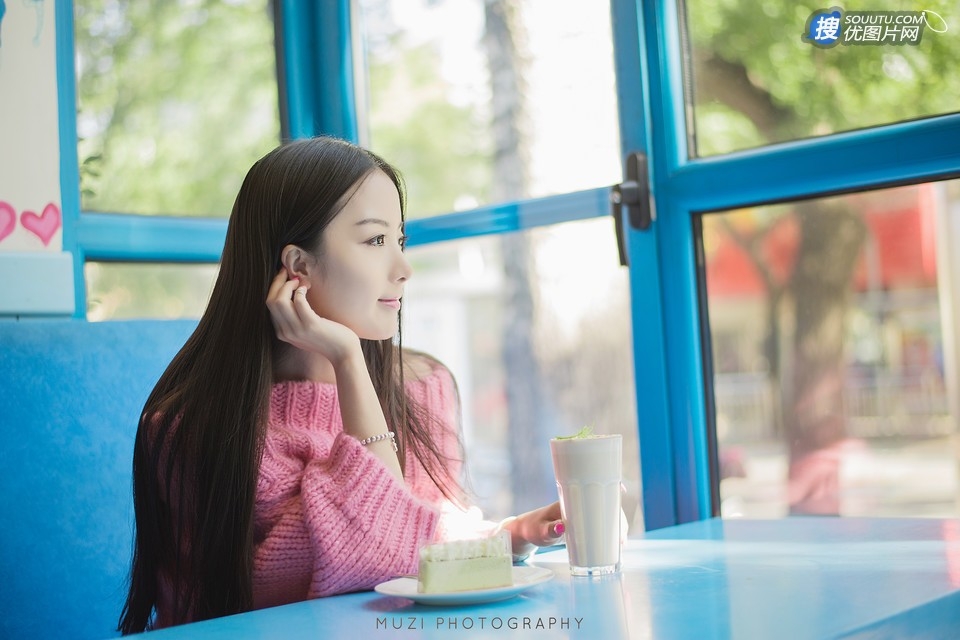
[417,531,512,594]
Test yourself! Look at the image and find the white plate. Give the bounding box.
[374,566,555,606]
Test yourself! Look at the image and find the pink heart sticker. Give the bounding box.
[21,202,62,246]
[0,201,15,243]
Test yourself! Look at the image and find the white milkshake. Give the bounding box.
[550,433,622,576]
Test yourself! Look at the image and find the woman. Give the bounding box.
[118,137,562,633]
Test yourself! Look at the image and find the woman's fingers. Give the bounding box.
[266,270,304,343]
[265,269,298,310]
[280,286,316,345]
[291,285,315,322]
[546,501,562,521]
[521,504,565,547]
[541,520,565,545]
[551,521,566,538]
[266,268,289,300]
[267,269,299,313]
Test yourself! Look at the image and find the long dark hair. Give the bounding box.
[119,137,461,633]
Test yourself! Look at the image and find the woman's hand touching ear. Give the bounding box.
[265,269,361,366]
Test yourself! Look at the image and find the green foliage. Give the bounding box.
[76,0,281,318]
[686,0,959,154]
[75,0,280,217]
[85,262,218,320]
[365,39,492,218]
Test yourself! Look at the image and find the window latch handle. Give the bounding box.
[611,151,653,266]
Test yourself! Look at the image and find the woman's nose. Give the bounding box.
[395,249,413,282]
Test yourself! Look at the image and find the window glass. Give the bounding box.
[86,262,218,320]
[403,218,642,530]
[702,179,960,518]
[357,0,621,217]
[74,0,280,217]
[682,1,959,157]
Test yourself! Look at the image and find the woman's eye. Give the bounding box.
[367,235,386,246]
[399,235,408,249]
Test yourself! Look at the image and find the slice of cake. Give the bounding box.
[417,530,513,593]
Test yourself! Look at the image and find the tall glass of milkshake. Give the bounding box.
[550,432,622,576]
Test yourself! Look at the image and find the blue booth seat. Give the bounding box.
[0,320,197,640]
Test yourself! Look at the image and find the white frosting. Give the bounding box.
[420,530,510,562]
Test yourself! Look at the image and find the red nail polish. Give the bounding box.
[555,522,565,536]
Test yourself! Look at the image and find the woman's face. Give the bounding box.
[307,170,412,341]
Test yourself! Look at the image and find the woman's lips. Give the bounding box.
[379,298,401,310]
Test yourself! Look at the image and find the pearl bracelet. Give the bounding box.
[358,431,398,452]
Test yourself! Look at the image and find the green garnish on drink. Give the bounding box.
[555,425,595,440]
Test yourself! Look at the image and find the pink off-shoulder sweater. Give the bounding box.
[251,365,475,610]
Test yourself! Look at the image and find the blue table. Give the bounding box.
[130,517,960,639]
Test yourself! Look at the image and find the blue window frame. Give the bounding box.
[56,0,960,529]
[624,0,960,528]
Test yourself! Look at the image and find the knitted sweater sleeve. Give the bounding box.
[299,433,439,596]
[254,429,440,602]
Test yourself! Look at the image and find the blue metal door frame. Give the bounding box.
[613,0,960,529]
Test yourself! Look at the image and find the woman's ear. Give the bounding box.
[279,244,314,281]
